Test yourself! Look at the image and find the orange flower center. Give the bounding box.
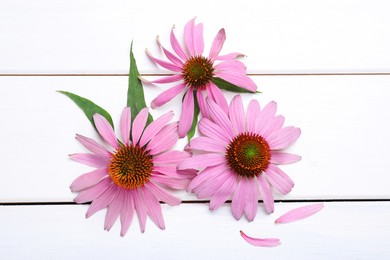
[182,55,214,89]
[108,145,153,190]
[226,133,271,178]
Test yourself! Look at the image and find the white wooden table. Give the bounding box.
[1,0,389,259]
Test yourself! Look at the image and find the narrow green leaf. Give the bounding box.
[58,90,114,130]
[212,77,260,93]
[127,41,153,125]
[187,91,200,142]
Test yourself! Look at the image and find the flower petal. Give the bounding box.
[148,122,179,155]
[142,187,165,230]
[267,126,301,150]
[231,177,247,220]
[131,107,148,145]
[178,89,194,138]
[142,74,183,85]
[275,203,325,224]
[151,83,187,108]
[178,153,225,170]
[151,175,189,190]
[206,83,229,116]
[270,151,301,165]
[256,101,277,135]
[120,192,135,236]
[157,36,183,66]
[198,118,231,144]
[75,134,110,157]
[184,18,196,56]
[196,169,234,199]
[93,113,119,149]
[209,28,226,60]
[120,107,131,145]
[228,95,245,134]
[146,181,181,206]
[240,231,281,247]
[187,164,227,192]
[196,89,208,118]
[214,60,247,74]
[104,189,123,231]
[70,168,108,192]
[133,189,148,233]
[209,173,237,210]
[70,153,110,168]
[140,111,174,147]
[146,49,182,72]
[170,26,187,60]
[257,175,274,214]
[194,22,204,55]
[189,136,226,153]
[246,99,261,133]
[206,98,235,139]
[244,179,259,221]
[215,72,257,92]
[153,150,191,165]
[73,177,111,204]
[86,184,118,218]
[264,164,294,195]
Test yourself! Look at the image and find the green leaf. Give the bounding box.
[187,91,200,142]
[58,90,114,130]
[127,41,153,125]
[212,77,260,93]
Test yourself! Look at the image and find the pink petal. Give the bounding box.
[187,164,227,192]
[267,126,301,150]
[275,203,325,224]
[240,231,281,247]
[215,52,243,60]
[132,189,148,233]
[214,60,247,74]
[157,36,183,66]
[184,18,196,56]
[120,192,135,236]
[69,153,110,168]
[270,151,301,165]
[153,150,191,165]
[206,83,229,116]
[73,177,111,204]
[151,83,187,108]
[142,187,165,230]
[178,89,194,138]
[146,181,181,206]
[209,173,237,210]
[261,115,285,138]
[231,178,248,220]
[195,170,234,199]
[140,111,174,147]
[209,28,226,61]
[93,113,119,149]
[189,136,226,153]
[104,189,123,231]
[75,134,110,157]
[131,107,148,145]
[146,49,182,72]
[170,26,188,61]
[70,168,108,192]
[228,95,245,134]
[148,122,179,155]
[264,164,294,195]
[196,89,208,118]
[154,165,183,178]
[215,72,257,92]
[198,118,231,144]
[256,101,277,135]
[86,184,118,218]
[142,74,183,85]
[120,107,131,145]
[178,153,225,170]
[194,23,204,55]
[257,175,274,214]
[206,98,235,139]
[244,179,259,221]
[246,99,261,133]
[151,175,189,190]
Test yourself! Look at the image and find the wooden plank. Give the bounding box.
[0,202,388,259]
[1,0,390,74]
[0,75,389,202]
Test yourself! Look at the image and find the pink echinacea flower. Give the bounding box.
[70,107,191,236]
[179,96,301,221]
[144,18,257,137]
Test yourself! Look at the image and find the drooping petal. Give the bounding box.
[131,107,148,145]
[198,118,231,144]
[70,168,108,192]
[142,187,165,230]
[75,134,110,157]
[206,83,229,116]
[178,89,194,138]
[73,177,111,204]
[146,181,181,206]
[148,122,178,155]
[69,153,110,168]
[270,151,301,165]
[170,26,188,61]
[206,98,235,139]
[151,83,187,108]
[178,153,225,170]
[275,203,325,224]
[184,18,196,56]
[257,175,274,214]
[104,189,123,231]
[132,189,148,233]
[93,113,119,149]
[120,107,131,145]
[209,28,226,61]
[228,95,245,134]
[153,150,191,165]
[86,184,118,218]
[209,173,237,210]
[140,111,174,147]
[244,179,259,221]
[267,126,301,150]
[189,136,226,153]
[146,49,182,72]
[240,231,281,247]
[120,192,135,236]
[157,36,184,66]
[264,164,294,195]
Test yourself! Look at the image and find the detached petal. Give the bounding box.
[240,231,281,247]
[275,203,325,224]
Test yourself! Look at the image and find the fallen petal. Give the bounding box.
[240,230,281,247]
[275,203,325,224]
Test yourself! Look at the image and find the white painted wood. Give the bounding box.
[0,202,388,259]
[0,75,389,202]
[1,0,390,74]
